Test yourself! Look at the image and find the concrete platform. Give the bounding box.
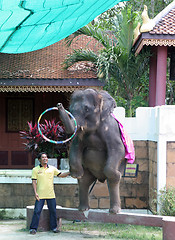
[27,205,62,231]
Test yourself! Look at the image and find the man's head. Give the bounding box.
[38,152,48,167]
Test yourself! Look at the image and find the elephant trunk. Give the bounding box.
[57,103,75,134]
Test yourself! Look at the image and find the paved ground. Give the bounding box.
[0,219,104,240]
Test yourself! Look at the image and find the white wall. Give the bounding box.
[114,105,175,202]
[113,105,175,142]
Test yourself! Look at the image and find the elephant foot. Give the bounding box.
[79,204,90,212]
[70,168,84,179]
[109,206,121,214]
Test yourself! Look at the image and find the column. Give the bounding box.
[149,47,157,107]
[155,46,167,106]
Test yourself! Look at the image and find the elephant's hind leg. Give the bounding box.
[104,166,122,214]
[107,178,121,214]
[78,169,96,211]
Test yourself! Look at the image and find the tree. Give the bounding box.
[64,7,150,116]
[95,0,172,43]
[128,0,172,17]
[98,0,173,20]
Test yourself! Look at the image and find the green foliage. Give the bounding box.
[99,0,172,22]
[97,7,151,116]
[65,24,112,49]
[63,49,98,70]
[166,79,175,105]
[159,187,175,216]
[64,1,174,115]
[150,187,175,216]
[0,210,25,220]
[0,210,6,220]
[62,222,162,239]
[125,0,173,18]
[104,72,149,116]
[19,120,66,158]
[64,6,151,116]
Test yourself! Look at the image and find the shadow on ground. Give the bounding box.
[0,220,107,240]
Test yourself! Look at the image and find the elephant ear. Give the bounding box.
[99,90,116,121]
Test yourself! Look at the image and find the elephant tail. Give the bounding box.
[89,179,97,194]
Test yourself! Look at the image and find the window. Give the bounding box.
[7,98,34,132]
[11,151,28,165]
[0,151,8,165]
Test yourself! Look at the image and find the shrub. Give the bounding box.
[20,119,67,158]
[159,186,175,216]
[0,210,6,219]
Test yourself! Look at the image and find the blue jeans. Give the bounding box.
[30,198,57,231]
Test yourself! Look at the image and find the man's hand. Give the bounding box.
[32,180,40,201]
[58,171,70,178]
[35,193,40,201]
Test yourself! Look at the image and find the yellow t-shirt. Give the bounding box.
[31,165,61,199]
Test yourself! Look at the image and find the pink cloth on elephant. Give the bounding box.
[111,113,135,164]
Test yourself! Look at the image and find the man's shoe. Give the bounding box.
[29,229,36,234]
[52,228,60,233]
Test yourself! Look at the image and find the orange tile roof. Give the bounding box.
[134,2,175,55]
[0,36,101,79]
[150,8,175,35]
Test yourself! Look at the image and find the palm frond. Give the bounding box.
[63,49,98,69]
[65,23,113,49]
[63,6,151,116]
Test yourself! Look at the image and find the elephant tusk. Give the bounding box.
[81,126,84,131]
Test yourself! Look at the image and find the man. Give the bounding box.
[29,152,70,235]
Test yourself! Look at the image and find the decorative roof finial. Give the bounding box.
[140,5,155,33]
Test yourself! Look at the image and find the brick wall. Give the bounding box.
[167,142,175,187]
[148,141,157,211]
[0,183,79,209]
[0,140,150,210]
[122,141,149,209]
[0,183,34,208]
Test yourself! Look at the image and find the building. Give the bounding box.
[0,36,103,169]
[133,1,175,107]
[1,2,175,215]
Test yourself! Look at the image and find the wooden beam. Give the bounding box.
[27,206,175,239]
[56,207,162,227]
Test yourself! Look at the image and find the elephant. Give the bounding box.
[57,88,126,214]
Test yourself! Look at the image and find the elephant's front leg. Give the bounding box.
[69,137,84,178]
[78,169,96,211]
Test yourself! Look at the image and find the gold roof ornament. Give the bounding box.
[133,22,141,44]
[140,5,155,33]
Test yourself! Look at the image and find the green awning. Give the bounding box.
[0,0,126,54]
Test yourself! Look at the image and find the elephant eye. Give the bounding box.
[84,106,89,112]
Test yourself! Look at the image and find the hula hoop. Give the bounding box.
[37,107,77,144]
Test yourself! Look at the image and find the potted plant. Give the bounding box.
[20,119,68,168]
[60,151,69,170]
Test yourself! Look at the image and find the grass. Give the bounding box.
[61,221,162,240]
[0,219,162,239]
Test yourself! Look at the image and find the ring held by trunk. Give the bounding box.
[37,107,77,144]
